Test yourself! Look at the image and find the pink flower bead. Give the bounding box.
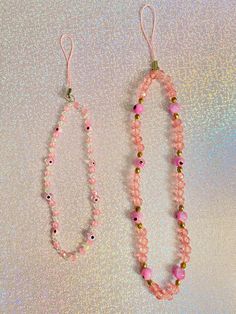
[91,192,100,203]
[172,156,185,167]
[134,158,145,168]
[141,267,152,280]
[45,193,53,202]
[130,211,143,223]
[85,121,92,132]
[52,241,60,249]
[92,209,101,216]
[133,104,144,114]
[45,157,55,166]
[172,265,185,280]
[176,210,188,222]
[87,233,95,244]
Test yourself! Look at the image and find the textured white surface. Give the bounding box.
[0,0,236,313]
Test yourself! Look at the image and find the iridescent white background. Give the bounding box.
[0,0,235,313]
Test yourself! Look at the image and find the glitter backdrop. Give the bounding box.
[0,0,235,313]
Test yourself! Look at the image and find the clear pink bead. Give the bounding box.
[172,265,185,280]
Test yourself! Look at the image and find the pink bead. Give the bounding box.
[172,156,185,167]
[176,210,188,222]
[52,241,60,249]
[45,157,55,166]
[88,178,96,185]
[52,210,60,216]
[130,211,143,223]
[172,265,185,280]
[69,254,77,262]
[169,103,180,114]
[74,101,79,109]
[85,121,92,132]
[91,191,100,203]
[79,247,86,255]
[87,233,95,243]
[52,221,59,229]
[141,267,152,280]
[60,115,66,121]
[91,220,99,227]
[92,209,101,216]
[134,158,145,168]
[64,105,70,111]
[133,104,144,114]
[49,200,56,207]
[44,193,53,202]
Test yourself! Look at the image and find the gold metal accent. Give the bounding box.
[177,166,182,173]
[179,205,184,211]
[147,280,152,286]
[175,279,180,286]
[65,88,75,102]
[177,150,182,156]
[179,221,185,228]
[171,97,177,103]
[135,206,141,212]
[173,113,179,119]
[151,60,159,70]
[135,114,140,120]
[137,223,143,229]
[137,152,143,158]
[139,98,144,104]
[181,262,187,269]
[135,168,141,174]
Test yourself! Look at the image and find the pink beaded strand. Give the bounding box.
[43,35,101,261]
[129,4,191,300]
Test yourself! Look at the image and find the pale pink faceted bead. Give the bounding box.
[174,142,185,151]
[49,142,56,148]
[150,70,157,79]
[138,237,148,246]
[64,105,70,111]
[131,128,140,136]
[134,198,142,206]
[88,178,96,185]
[52,221,59,229]
[60,115,66,121]
[79,247,86,255]
[176,172,185,180]
[88,166,96,174]
[184,245,192,254]
[176,210,188,222]
[136,253,147,263]
[172,265,185,280]
[141,267,152,280]
[74,101,79,109]
[91,220,99,227]
[44,181,51,187]
[52,241,60,249]
[52,210,60,216]
[172,119,182,128]
[92,209,101,216]
[177,181,185,189]
[49,199,56,207]
[183,236,190,244]
[69,254,77,262]
[182,255,190,263]
[137,144,145,152]
[81,108,88,116]
[44,170,50,176]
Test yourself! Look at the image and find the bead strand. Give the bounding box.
[43,101,101,261]
[130,68,190,300]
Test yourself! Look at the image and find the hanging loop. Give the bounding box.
[60,34,75,100]
[140,4,159,69]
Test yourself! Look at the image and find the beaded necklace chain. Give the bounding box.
[43,35,101,261]
[130,4,191,300]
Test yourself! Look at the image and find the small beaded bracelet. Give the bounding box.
[42,35,101,261]
[129,4,191,300]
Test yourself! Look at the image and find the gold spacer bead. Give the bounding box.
[177,150,182,156]
[179,221,185,228]
[147,279,153,286]
[181,262,187,269]
[175,279,180,286]
[137,223,143,229]
[177,166,182,173]
[173,113,179,119]
[179,204,184,211]
[135,206,141,212]
[135,114,140,120]
[141,262,147,268]
[171,97,177,103]
[135,167,141,174]
[137,151,143,158]
[139,98,144,104]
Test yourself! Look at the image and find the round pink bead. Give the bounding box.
[169,103,181,114]
[172,265,185,280]
[141,267,152,280]
[130,211,143,223]
[134,158,145,168]
[133,104,144,114]
[176,210,188,222]
[172,156,185,167]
